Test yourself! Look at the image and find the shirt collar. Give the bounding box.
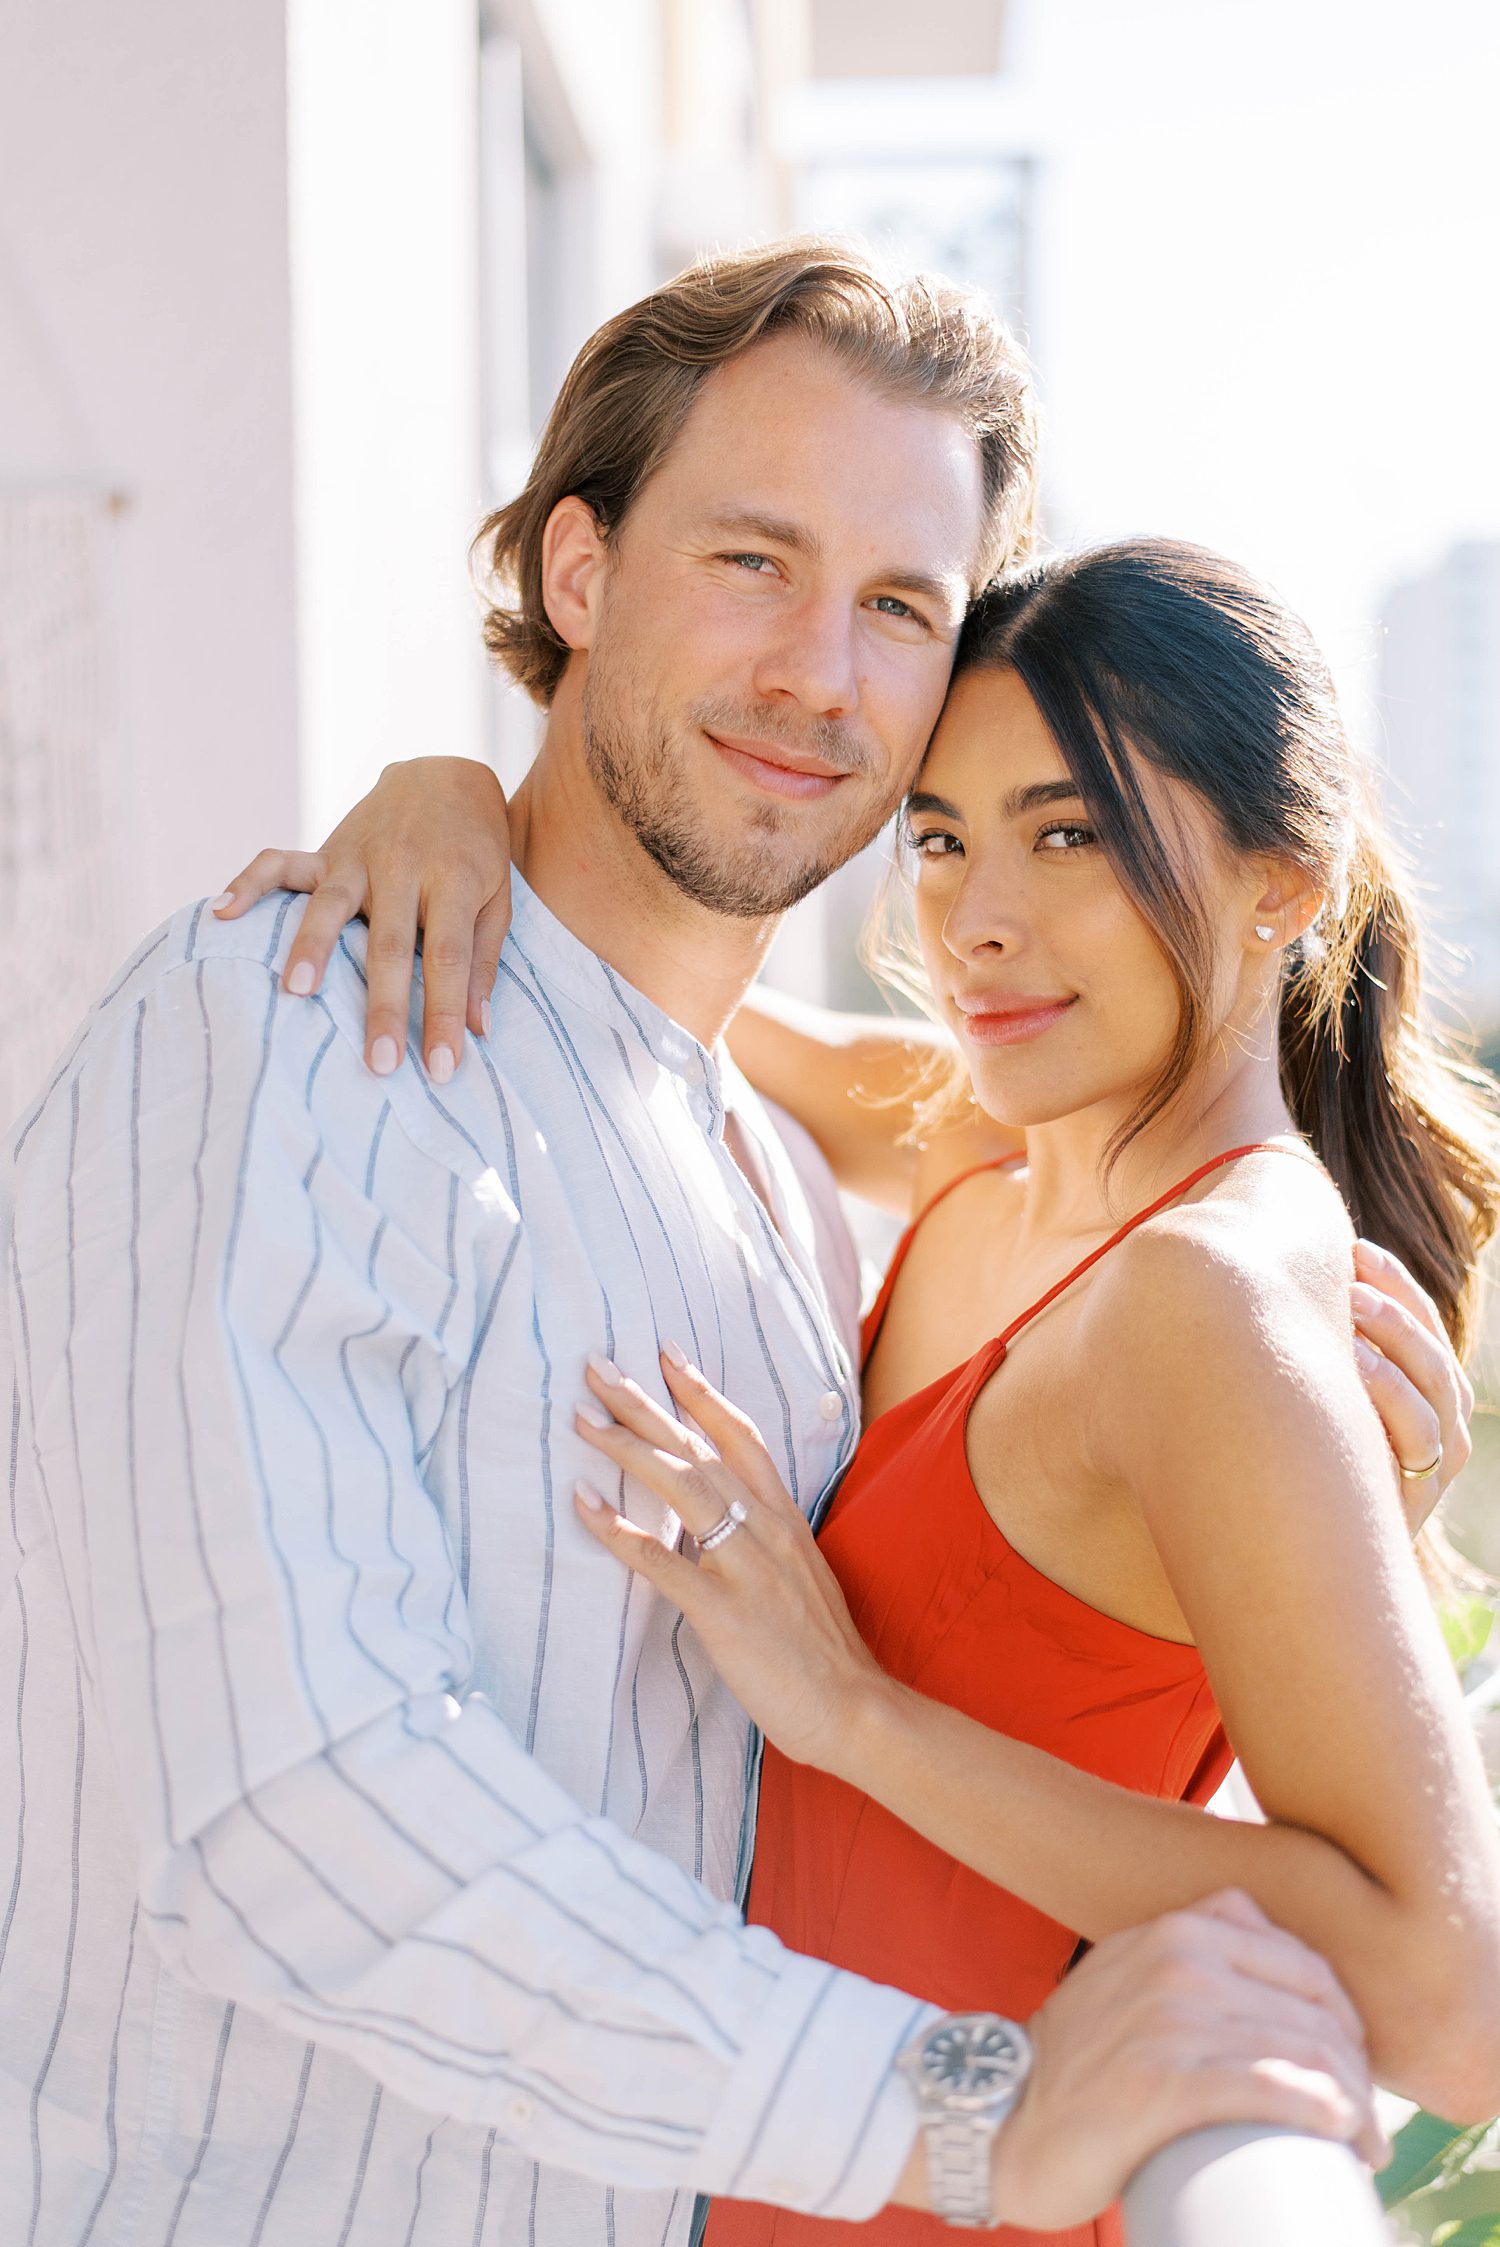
[506,869,724,1098]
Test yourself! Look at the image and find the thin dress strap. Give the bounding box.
[990,1139,1312,1357]
[862,1151,1025,1364]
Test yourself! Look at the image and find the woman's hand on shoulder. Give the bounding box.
[1348,1236,1474,1526]
[213,757,513,1081]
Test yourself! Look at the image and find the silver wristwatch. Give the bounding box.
[896,2010,1034,2228]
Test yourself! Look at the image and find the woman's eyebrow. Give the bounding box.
[905,779,1085,821]
[1002,779,1085,817]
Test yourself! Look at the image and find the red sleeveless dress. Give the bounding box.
[707,1148,1294,2247]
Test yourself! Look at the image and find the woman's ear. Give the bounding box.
[540,496,609,653]
[1249,862,1326,952]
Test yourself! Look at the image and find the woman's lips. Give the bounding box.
[704,730,846,801]
[955,996,1078,1047]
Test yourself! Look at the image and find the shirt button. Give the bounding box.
[817,1389,844,1422]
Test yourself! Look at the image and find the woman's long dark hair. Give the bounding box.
[911,538,1500,1353]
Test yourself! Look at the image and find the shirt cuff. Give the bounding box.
[699,1939,942,2222]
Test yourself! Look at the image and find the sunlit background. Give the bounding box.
[3,3,1498,1595]
[3,6,1500,2226]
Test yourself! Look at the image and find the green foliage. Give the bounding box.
[1380,2110,1500,2243]
[1379,2114,1497,2209]
[1439,1595,1496,1675]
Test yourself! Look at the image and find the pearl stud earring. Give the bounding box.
[1255,924,1275,942]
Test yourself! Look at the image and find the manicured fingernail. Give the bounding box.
[285,959,316,996]
[210,891,235,912]
[660,1339,688,1370]
[1355,1238,1383,1259]
[480,999,492,1039]
[1351,1283,1382,1317]
[588,1353,623,1386]
[1353,1336,1378,1370]
[576,1403,612,1430]
[428,1044,455,1085]
[575,1481,605,1512]
[370,1036,399,1076]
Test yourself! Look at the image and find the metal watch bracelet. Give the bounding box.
[896,2010,1034,2229]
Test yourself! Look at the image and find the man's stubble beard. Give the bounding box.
[580,617,905,921]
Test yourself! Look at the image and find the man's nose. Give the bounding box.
[751,594,861,721]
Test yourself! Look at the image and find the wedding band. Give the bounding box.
[698,1499,748,1552]
[1398,1448,1443,1483]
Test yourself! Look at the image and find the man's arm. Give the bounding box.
[7,927,926,2219]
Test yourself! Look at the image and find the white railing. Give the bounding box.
[1122,2125,1387,2245]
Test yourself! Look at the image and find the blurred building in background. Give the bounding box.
[1379,541,1500,1038]
[0,0,1023,1120]
[5,0,1499,1121]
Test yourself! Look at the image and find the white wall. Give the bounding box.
[287,0,490,843]
[0,0,301,948]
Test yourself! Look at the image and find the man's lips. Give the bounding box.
[952,994,1079,1048]
[703,729,849,801]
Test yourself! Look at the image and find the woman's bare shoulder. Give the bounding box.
[1077,1151,1374,1506]
[1083,1147,1356,1363]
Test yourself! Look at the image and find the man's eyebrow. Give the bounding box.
[704,508,823,558]
[702,509,967,615]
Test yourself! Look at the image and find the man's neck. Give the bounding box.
[507,710,781,1052]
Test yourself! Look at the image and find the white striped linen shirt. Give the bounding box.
[1,880,937,2247]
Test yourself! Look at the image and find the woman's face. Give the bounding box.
[908,664,1263,1133]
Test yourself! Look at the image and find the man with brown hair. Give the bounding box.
[5,240,1386,2247]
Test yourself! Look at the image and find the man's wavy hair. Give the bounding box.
[472,235,1040,707]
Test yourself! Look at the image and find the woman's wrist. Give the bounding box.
[826,1664,919,1791]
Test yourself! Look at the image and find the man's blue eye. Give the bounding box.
[873,596,917,619]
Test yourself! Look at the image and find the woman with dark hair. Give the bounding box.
[222,540,1500,2244]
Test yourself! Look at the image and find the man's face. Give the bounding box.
[571,335,987,917]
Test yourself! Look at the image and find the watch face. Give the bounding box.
[920,2015,1031,2106]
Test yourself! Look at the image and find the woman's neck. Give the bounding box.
[1012,1043,1299,1248]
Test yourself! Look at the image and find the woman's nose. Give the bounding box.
[942,870,1024,960]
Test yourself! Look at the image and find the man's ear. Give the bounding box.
[540,496,608,653]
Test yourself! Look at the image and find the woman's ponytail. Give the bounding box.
[1278,817,1500,1354]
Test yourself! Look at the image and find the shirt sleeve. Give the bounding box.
[6,943,928,2219]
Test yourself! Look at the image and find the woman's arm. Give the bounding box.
[858,1232,1500,2118]
[570,1301,1500,2122]
[729,986,1020,1213]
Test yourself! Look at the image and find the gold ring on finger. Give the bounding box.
[1398,1446,1443,1483]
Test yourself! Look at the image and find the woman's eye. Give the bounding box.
[908,829,963,859]
[1035,822,1096,853]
